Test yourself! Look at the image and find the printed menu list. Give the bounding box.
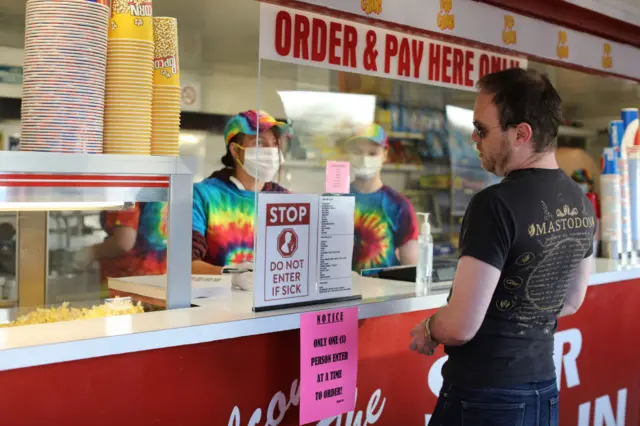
[300,307,358,425]
[317,196,355,296]
[325,161,351,194]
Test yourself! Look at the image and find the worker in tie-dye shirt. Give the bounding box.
[347,124,419,273]
[191,110,290,275]
[76,202,168,295]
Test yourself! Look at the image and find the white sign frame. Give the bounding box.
[254,193,358,311]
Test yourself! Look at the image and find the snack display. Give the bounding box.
[0,298,144,328]
[21,0,109,153]
[103,0,154,154]
[151,17,181,156]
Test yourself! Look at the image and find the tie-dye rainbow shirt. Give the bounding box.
[100,202,168,281]
[351,185,419,273]
[192,170,288,267]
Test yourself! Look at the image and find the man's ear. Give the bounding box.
[515,122,533,147]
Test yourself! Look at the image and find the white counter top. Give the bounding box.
[0,258,637,372]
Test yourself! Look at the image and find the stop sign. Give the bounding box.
[277,228,298,258]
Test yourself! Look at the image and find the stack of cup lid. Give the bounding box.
[21,0,110,153]
[103,0,154,155]
[151,17,181,156]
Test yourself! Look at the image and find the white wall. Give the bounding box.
[178,61,333,180]
[183,61,332,117]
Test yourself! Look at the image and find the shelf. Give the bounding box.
[558,125,597,139]
[0,152,198,204]
[283,160,425,172]
[402,188,449,196]
[0,151,196,175]
[387,131,424,140]
[383,163,425,172]
[284,159,455,173]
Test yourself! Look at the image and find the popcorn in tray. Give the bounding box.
[0,298,144,328]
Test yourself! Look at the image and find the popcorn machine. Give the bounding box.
[0,151,194,316]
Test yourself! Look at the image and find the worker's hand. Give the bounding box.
[409,319,438,356]
[231,272,254,291]
[74,247,95,269]
[227,262,254,292]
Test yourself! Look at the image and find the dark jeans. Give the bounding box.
[428,379,559,426]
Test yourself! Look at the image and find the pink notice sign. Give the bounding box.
[299,307,359,425]
[325,161,350,194]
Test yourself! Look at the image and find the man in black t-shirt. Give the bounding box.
[410,68,595,426]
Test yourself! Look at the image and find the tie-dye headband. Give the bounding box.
[347,123,388,148]
[224,110,291,144]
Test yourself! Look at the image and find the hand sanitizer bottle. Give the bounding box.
[416,213,433,295]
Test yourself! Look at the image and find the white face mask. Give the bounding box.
[349,154,383,179]
[238,146,282,182]
[579,183,590,194]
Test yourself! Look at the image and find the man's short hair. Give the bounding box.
[477,68,562,153]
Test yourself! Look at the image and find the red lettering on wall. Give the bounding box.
[491,56,503,73]
[412,40,424,79]
[385,34,398,74]
[479,53,490,79]
[429,43,441,81]
[328,22,342,66]
[452,48,464,85]
[465,50,474,87]
[343,25,358,68]
[275,11,292,57]
[398,38,410,77]
[293,14,310,59]
[311,18,327,62]
[442,45,452,84]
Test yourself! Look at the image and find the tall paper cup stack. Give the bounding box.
[151,17,181,156]
[622,108,640,252]
[628,147,640,255]
[608,120,632,259]
[21,0,109,153]
[600,147,622,259]
[103,0,154,154]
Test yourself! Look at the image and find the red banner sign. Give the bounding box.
[259,4,526,92]
[0,280,637,426]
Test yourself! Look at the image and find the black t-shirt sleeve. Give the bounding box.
[458,189,515,271]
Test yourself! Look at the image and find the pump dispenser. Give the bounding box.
[416,213,433,294]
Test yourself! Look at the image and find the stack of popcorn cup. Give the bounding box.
[21,0,110,153]
[103,0,154,154]
[151,17,181,156]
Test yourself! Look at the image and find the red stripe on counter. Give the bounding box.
[0,181,169,188]
[0,174,169,182]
